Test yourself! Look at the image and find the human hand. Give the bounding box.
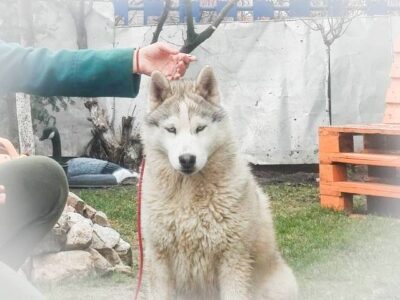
[0,185,6,205]
[134,42,196,80]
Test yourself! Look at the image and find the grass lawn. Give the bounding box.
[75,183,393,272]
[43,182,400,300]
[74,187,138,248]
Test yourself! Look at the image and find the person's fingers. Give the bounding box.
[176,61,186,76]
[186,54,197,62]
[173,73,180,80]
[158,42,179,55]
[0,185,4,192]
[174,53,196,65]
[177,60,185,68]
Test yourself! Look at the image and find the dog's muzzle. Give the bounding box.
[179,154,196,174]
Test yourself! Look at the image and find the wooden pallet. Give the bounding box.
[319,39,400,215]
[319,126,400,214]
[384,39,400,123]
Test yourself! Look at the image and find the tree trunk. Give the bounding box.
[5,94,19,145]
[15,94,35,155]
[84,100,142,169]
[69,0,89,49]
[84,100,124,163]
[325,46,332,125]
[17,0,35,155]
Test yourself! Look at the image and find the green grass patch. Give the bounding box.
[74,186,137,247]
[74,183,397,275]
[43,182,400,299]
[267,183,397,273]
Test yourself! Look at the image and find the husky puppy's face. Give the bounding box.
[143,66,227,175]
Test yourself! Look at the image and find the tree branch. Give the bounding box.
[151,0,172,44]
[180,0,238,53]
[67,0,88,49]
[185,0,197,40]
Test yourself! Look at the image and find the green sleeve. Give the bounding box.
[0,41,141,98]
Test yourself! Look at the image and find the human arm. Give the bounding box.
[0,41,140,98]
[0,41,196,98]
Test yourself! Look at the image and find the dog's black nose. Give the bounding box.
[179,154,196,171]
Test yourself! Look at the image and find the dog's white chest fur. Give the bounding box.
[143,179,238,292]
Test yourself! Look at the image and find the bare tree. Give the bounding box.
[151,0,172,44]
[16,0,35,155]
[151,0,239,53]
[68,0,93,49]
[302,4,361,125]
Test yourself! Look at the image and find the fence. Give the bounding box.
[112,0,400,25]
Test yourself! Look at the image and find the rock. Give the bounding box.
[94,211,111,227]
[115,238,130,252]
[97,248,122,266]
[32,227,67,256]
[114,264,133,276]
[64,205,76,213]
[57,213,70,232]
[65,212,93,229]
[67,192,85,214]
[115,239,132,266]
[88,249,113,276]
[92,224,120,249]
[31,251,95,283]
[91,231,106,250]
[65,221,93,250]
[83,204,97,220]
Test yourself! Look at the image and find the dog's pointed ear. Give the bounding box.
[149,71,171,110]
[195,66,219,105]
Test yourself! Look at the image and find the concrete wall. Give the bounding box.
[0,2,398,164]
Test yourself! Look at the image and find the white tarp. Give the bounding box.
[115,17,398,164]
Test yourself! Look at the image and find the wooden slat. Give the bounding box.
[320,124,400,135]
[321,195,352,211]
[322,152,400,167]
[384,103,400,124]
[319,164,347,182]
[386,79,400,104]
[320,183,342,196]
[391,63,400,78]
[319,129,353,153]
[335,181,400,198]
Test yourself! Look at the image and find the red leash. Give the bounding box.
[134,158,145,300]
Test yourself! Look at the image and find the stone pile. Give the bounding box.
[21,192,134,283]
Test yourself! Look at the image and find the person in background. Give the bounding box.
[0,41,196,299]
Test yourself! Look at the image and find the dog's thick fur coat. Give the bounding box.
[141,67,298,300]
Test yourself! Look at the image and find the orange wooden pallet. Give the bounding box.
[319,40,400,215]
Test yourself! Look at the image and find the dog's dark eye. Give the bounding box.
[165,127,176,134]
[196,125,207,133]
